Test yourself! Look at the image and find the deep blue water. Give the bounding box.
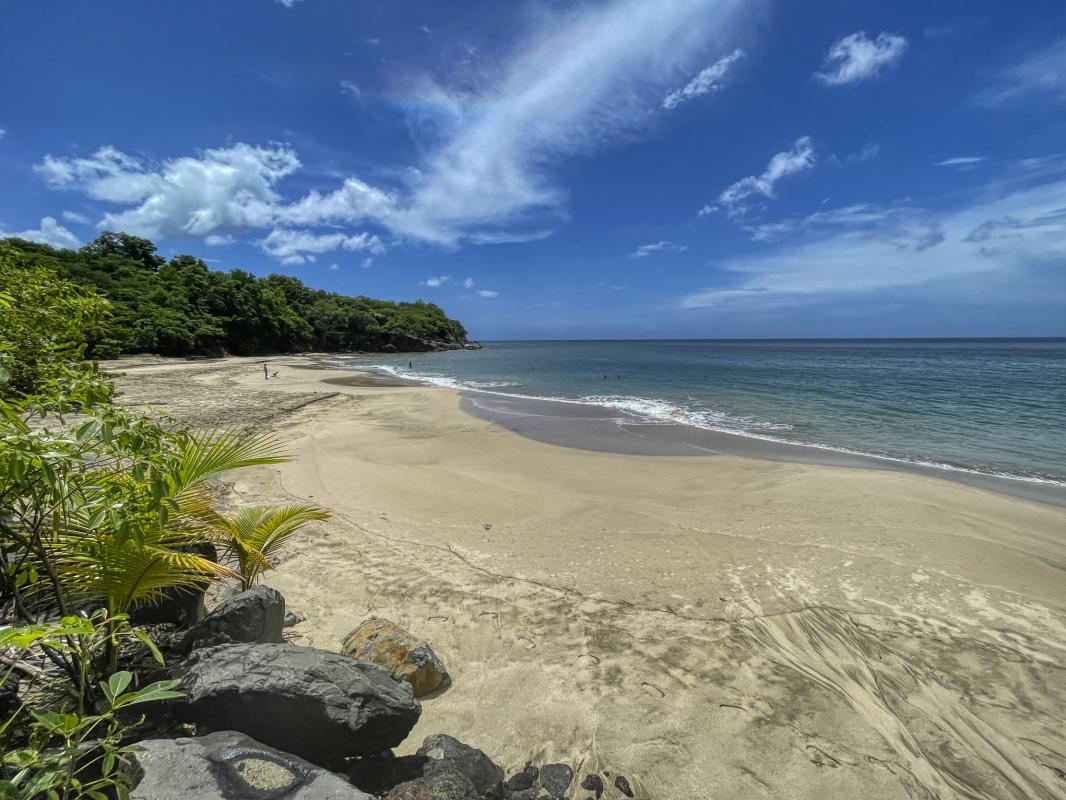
[342,339,1066,486]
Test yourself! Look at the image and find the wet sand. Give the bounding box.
[110,356,1066,800]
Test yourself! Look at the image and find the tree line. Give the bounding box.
[2,232,468,358]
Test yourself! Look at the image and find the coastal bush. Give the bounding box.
[0,613,183,800]
[1,233,469,358]
[0,245,113,410]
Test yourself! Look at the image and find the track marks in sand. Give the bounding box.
[743,605,1065,800]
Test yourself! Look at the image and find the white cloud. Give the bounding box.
[259,229,385,265]
[421,275,450,287]
[385,0,755,245]
[328,263,340,271]
[275,0,303,7]
[936,156,987,168]
[814,31,907,86]
[61,209,90,224]
[630,240,688,258]
[662,48,744,110]
[204,234,234,246]
[477,289,499,298]
[340,80,361,99]
[713,136,816,219]
[37,144,301,238]
[0,128,5,140]
[361,257,374,268]
[974,36,1066,106]
[280,177,394,226]
[4,216,81,249]
[680,178,1066,310]
[462,277,475,288]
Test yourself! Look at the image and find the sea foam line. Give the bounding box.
[361,364,1066,488]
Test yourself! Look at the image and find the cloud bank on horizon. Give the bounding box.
[2,0,1065,337]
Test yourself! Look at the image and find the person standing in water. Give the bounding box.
[262,363,268,380]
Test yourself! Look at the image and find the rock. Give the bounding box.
[613,775,634,798]
[182,585,285,652]
[347,751,430,796]
[580,773,604,798]
[130,730,373,799]
[383,766,479,800]
[539,763,574,798]
[381,343,399,353]
[505,790,539,800]
[342,618,451,698]
[416,734,504,799]
[285,609,308,627]
[175,642,420,768]
[503,764,538,793]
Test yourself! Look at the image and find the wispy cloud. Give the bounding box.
[339,80,361,100]
[936,156,987,168]
[974,36,1066,106]
[275,0,303,7]
[709,136,816,219]
[386,0,755,245]
[477,289,499,298]
[259,229,384,265]
[2,216,80,249]
[462,277,475,288]
[814,31,907,86]
[630,240,688,258]
[846,142,880,163]
[421,275,450,287]
[662,48,744,110]
[61,209,90,225]
[681,177,1066,310]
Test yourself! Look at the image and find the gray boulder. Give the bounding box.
[175,642,420,768]
[182,585,286,652]
[538,763,573,798]
[416,735,504,799]
[130,730,373,799]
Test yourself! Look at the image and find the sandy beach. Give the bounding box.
[111,355,1066,800]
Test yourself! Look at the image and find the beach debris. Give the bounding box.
[181,585,285,653]
[416,734,505,798]
[175,642,420,768]
[614,775,634,797]
[130,730,374,799]
[539,763,574,798]
[581,772,604,798]
[342,617,452,698]
[504,763,538,793]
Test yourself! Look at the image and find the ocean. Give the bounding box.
[337,339,1066,489]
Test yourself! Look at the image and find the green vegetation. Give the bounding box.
[0,250,329,797]
[2,233,468,358]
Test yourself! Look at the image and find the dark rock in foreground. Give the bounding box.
[539,763,574,798]
[614,775,634,797]
[580,772,604,798]
[503,763,537,793]
[130,730,373,799]
[182,585,285,652]
[416,735,504,799]
[175,642,420,768]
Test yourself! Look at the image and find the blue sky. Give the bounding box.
[2,0,1065,339]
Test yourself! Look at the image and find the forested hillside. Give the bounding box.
[2,232,469,357]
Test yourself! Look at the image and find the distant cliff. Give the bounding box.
[3,233,473,357]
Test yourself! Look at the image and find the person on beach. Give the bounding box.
[262,363,268,380]
[408,361,413,369]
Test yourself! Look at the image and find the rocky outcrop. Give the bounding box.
[341,618,451,698]
[416,735,504,799]
[130,731,374,799]
[175,642,420,768]
[538,763,574,798]
[181,585,285,652]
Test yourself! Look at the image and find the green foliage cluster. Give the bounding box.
[3,232,468,358]
[1,252,332,797]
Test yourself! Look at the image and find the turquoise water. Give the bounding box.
[343,339,1066,486]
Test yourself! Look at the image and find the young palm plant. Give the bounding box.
[205,504,330,590]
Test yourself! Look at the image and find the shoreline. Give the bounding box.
[107,356,1066,800]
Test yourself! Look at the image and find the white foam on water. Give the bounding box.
[359,364,1066,488]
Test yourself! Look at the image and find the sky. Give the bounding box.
[2,0,1065,340]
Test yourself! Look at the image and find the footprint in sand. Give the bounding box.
[478,610,499,620]
[806,745,841,768]
[577,654,600,667]
[641,681,665,699]
[517,635,537,649]
[426,615,450,622]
